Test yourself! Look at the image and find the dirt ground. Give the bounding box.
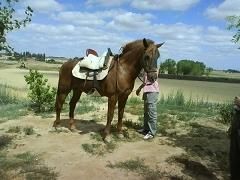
[0,102,229,180]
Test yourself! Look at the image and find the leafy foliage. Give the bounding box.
[218,103,233,124]
[227,15,240,47]
[177,60,206,76]
[160,59,209,76]
[24,70,56,112]
[0,0,33,53]
[160,58,176,74]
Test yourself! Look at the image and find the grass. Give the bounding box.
[0,84,29,120]
[0,103,28,120]
[7,126,21,133]
[0,152,58,180]
[0,135,13,149]
[167,154,218,179]
[209,70,240,79]
[107,157,181,180]
[126,91,220,120]
[23,126,35,135]
[0,126,57,180]
[6,126,35,135]
[125,93,229,178]
[159,78,240,103]
[63,95,106,115]
[82,141,117,156]
[0,84,19,104]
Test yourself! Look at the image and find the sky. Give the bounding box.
[7,0,240,70]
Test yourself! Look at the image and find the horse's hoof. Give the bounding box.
[49,127,57,132]
[116,133,124,139]
[54,126,61,131]
[104,136,112,143]
[70,128,79,133]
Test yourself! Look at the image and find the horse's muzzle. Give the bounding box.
[147,71,158,83]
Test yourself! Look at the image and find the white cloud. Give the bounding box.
[55,11,105,26]
[107,12,153,31]
[85,0,129,7]
[131,0,200,11]
[22,0,63,13]
[54,9,126,26]
[205,0,240,20]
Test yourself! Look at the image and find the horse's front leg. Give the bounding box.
[117,93,129,134]
[103,95,117,140]
[69,89,82,131]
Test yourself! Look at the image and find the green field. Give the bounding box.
[159,78,240,103]
[210,70,240,79]
[0,60,240,103]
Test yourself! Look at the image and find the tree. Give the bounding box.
[227,16,240,47]
[177,60,206,76]
[177,60,192,75]
[159,59,176,74]
[205,67,213,77]
[0,0,33,53]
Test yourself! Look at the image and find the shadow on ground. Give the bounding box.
[58,118,105,134]
[165,122,229,180]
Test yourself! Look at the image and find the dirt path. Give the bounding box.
[0,101,230,180]
[0,109,189,180]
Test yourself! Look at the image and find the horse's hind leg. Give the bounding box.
[69,89,82,131]
[53,89,69,128]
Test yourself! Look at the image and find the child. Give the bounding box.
[136,72,159,140]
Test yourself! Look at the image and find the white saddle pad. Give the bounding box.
[80,51,107,70]
[72,56,113,80]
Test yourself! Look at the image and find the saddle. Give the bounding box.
[79,48,112,71]
[73,48,113,94]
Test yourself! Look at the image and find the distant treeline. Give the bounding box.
[159,73,240,84]
[225,69,240,73]
[159,59,213,76]
[14,52,46,61]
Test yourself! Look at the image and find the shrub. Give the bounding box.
[218,103,233,124]
[24,70,56,112]
[23,126,35,135]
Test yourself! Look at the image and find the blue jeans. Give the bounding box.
[143,92,158,135]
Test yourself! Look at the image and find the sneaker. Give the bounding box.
[143,132,154,140]
[137,129,148,135]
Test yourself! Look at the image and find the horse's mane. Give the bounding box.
[121,39,154,55]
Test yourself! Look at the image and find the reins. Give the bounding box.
[115,54,120,94]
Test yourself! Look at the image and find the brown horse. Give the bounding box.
[53,38,164,140]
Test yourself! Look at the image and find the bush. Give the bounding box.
[24,70,56,112]
[218,103,233,124]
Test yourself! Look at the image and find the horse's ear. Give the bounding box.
[143,38,148,49]
[156,42,165,48]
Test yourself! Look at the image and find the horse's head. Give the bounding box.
[142,38,164,83]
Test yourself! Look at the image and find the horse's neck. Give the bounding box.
[120,48,144,79]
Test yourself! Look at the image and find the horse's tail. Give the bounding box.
[57,60,77,94]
